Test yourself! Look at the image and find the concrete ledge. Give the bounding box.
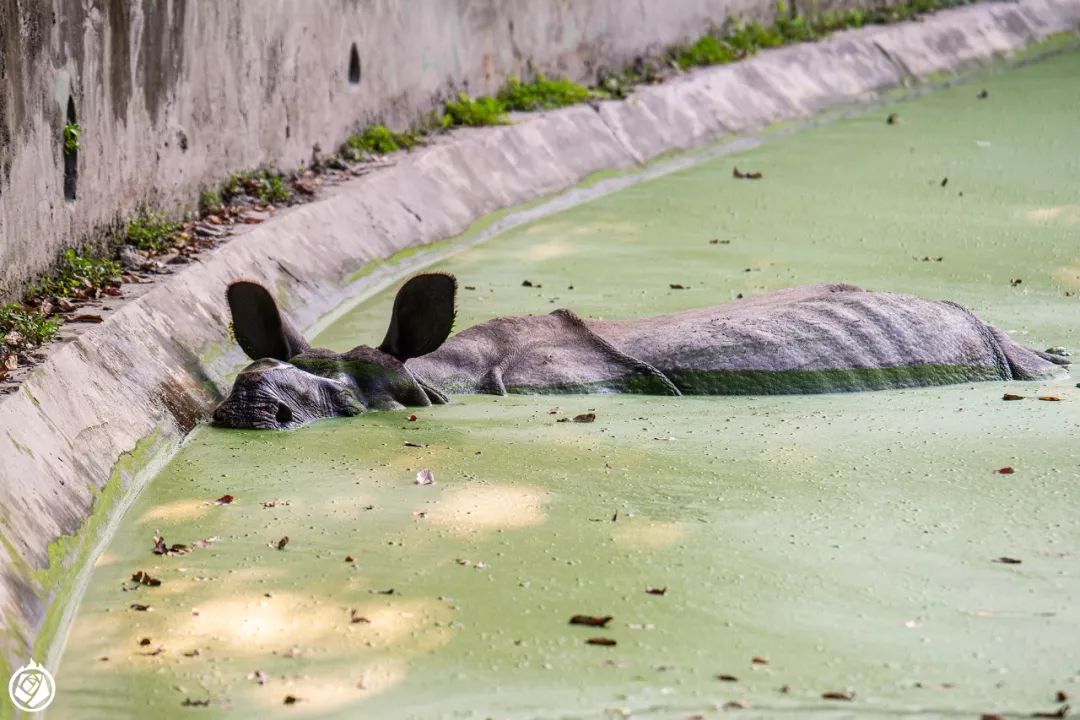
[0,0,1077,680]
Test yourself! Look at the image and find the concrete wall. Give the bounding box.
[0,0,790,301]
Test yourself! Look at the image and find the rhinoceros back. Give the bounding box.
[588,283,1065,395]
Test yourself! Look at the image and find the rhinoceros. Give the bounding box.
[211,273,1068,429]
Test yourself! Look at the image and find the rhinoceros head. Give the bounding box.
[212,273,455,430]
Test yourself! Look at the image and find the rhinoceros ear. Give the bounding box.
[379,272,456,360]
[226,281,311,361]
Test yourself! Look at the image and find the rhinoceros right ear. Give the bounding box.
[379,272,457,360]
[226,282,311,361]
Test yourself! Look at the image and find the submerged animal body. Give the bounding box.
[212,274,1067,429]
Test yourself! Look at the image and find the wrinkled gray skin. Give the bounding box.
[213,274,1068,429]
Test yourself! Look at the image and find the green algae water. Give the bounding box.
[51,50,1080,719]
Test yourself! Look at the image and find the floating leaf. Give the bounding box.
[752,656,769,665]
[570,615,612,628]
[1002,393,1024,401]
[822,690,855,701]
[275,536,289,550]
[415,469,435,485]
[996,467,1015,475]
[716,674,739,682]
[995,557,1022,565]
[131,570,161,587]
[214,494,235,505]
[645,586,667,596]
[130,603,150,611]
[1038,396,1062,402]
[733,167,763,180]
[586,637,616,646]
[572,413,596,423]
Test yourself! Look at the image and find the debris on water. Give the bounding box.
[1045,346,1070,357]
[556,417,570,423]
[71,313,104,323]
[139,637,152,646]
[373,588,395,595]
[940,177,949,187]
[995,557,1022,565]
[183,649,200,657]
[733,167,763,180]
[403,441,427,447]
[262,499,289,508]
[645,586,667,596]
[407,414,418,421]
[886,113,900,125]
[283,695,299,705]
[996,466,1016,475]
[415,469,435,485]
[192,536,221,548]
[752,656,769,665]
[464,285,476,290]
[1032,706,1070,719]
[822,690,855,701]
[345,555,355,563]
[586,637,617,646]
[573,413,596,423]
[1002,393,1025,401]
[570,615,613,628]
[350,609,371,624]
[214,494,235,505]
[1038,396,1062,402]
[716,674,739,682]
[131,570,161,587]
[250,670,268,685]
[1058,692,1070,703]
[724,700,750,710]
[981,715,1004,720]
[612,509,618,522]
[914,256,943,262]
[627,623,655,630]
[977,89,989,99]
[522,280,542,288]
[182,698,210,707]
[669,283,687,290]
[1010,278,1023,287]
[709,238,731,244]
[130,603,151,611]
[779,685,792,693]
[274,536,289,550]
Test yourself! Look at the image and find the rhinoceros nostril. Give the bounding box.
[275,403,293,424]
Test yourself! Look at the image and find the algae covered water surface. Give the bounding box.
[52,50,1080,719]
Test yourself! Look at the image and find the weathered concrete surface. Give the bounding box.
[0,0,1078,693]
[0,0,786,301]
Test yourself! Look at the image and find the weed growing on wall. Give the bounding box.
[344,125,422,156]
[0,305,60,363]
[63,122,81,156]
[31,249,123,299]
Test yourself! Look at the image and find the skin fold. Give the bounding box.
[212,273,1068,430]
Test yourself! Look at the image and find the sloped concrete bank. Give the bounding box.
[1,0,1078,686]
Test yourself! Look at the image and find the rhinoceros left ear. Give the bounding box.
[379,272,457,360]
[227,281,311,361]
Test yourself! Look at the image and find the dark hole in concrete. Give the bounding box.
[63,95,77,201]
[348,43,361,85]
[275,403,293,424]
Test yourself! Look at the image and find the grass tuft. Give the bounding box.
[0,305,60,356]
[124,211,180,252]
[497,76,592,111]
[442,92,508,127]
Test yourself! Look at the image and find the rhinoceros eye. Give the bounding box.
[275,403,293,424]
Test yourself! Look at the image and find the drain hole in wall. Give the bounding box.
[348,43,361,85]
[63,95,77,201]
